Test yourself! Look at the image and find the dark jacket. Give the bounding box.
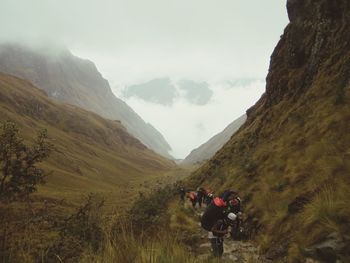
[211,219,230,238]
[201,197,227,231]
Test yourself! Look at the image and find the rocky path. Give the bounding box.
[193,210,268,262]
[197,233,265,262]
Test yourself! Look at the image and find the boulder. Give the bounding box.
[303,232,346,263]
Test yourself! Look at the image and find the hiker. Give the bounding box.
[230,211,244,240]
[187,191,197,208]
[220,189,237,202]
[209,212,237,258]
[179,187,186,203]
[225,195,243,239]
[227,196,241,214]
[201,189,236,231]
[204,190,214,206]
[196,187,205,208]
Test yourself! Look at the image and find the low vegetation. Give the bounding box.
[0,122,199,262]
[0,121,52,200]
[0,177,218,263]
[0,73,177,210]
[186,2,350,260]
[0,77,193,263]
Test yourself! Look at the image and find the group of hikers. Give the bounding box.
[179,188,243,258]
[179,187,214,208]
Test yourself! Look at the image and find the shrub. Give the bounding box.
[46,194,105,262]
[302,185,349,235]
[128,185,176,233]
[0,121,52,200]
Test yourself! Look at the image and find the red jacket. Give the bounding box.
[213,197,226,207]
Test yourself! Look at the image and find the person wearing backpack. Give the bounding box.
[188,191,197,208]
[225,195,244,240]
[201,190,236,231]
[227,196,242,214]
[196,187,206,208]
[230,211,244,240]
[204,190,214,206]
[208,212,237,257]
[179,187,186,203]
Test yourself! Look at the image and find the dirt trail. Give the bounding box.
[197,232,265,262]
[193,209,268,262]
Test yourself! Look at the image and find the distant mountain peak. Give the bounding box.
[0,43,173,158]
[182,114,246,165]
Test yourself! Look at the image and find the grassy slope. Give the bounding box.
[188,0,350,261]
[0,44,173,158]
[0,72,175,209]
[182,114,246,165]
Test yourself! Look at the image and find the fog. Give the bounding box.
[116,80,265,158]
[0,0,289,158]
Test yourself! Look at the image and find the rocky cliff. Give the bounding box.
[0,44,172,158]
[189,0,350,261]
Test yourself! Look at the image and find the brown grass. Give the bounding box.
[186,39,350,261]
[0,72,178,210]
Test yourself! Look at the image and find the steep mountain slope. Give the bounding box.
[0,72,174,208]
[0,44,172,158]
[189,0,350,261]
[182,114,246,165]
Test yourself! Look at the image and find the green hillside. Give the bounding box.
[0,44,173,158]
[188,0,350,261]
[0,72,175,209]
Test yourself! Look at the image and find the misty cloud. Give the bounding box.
[123,78,177,106]
[226,78,264,88]
[0,0,289,158]
[0,0,288,84]
[178,80,213,105]
[116,80,265,158]
[122,78,214,106]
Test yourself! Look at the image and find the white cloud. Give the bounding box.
[0,0,288,84]
[116,80,265,158]
[0,0,288,158]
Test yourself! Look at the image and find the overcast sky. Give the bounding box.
[0,0,289,158]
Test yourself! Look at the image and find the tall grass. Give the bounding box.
[79,218,212,263]
[78,191,220,263]
[301,184,350,240]
[1,184,213,263]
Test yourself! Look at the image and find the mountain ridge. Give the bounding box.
[0,43,173,158]
[182,114,246,165]
[0,71,175,206]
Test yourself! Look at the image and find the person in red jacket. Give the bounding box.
[187,191,197,208]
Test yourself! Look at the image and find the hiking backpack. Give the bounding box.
[200,197,226,231]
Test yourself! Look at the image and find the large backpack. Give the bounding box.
[200,197,226,231]
[220,190,236,201]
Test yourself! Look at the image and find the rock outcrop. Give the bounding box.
[189,0,350,261]
[247,0,350,116]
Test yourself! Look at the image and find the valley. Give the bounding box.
[0,72,189,212]
[1,0,350,262]
[0,44,173,159]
